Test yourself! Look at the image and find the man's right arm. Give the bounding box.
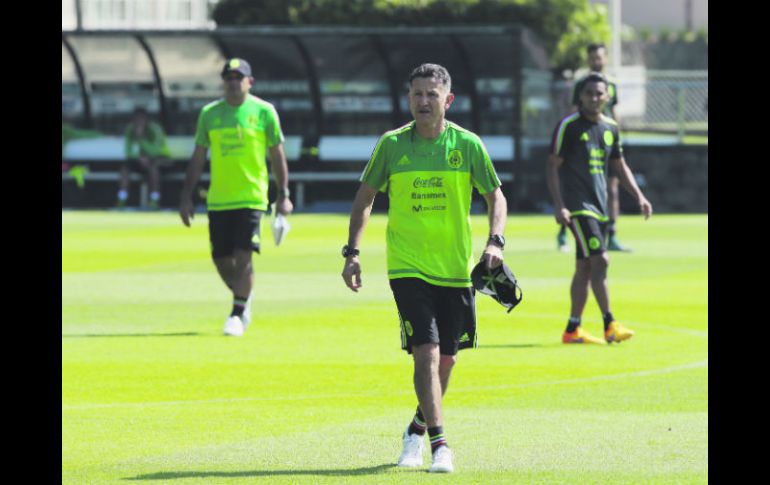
[268,143,293,216]
[341,183,378,292]
[179,145,208,227]
[545,153,571,225]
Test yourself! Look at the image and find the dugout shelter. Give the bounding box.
[62,25,555,210]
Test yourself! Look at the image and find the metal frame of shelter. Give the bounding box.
[62,25,552,163]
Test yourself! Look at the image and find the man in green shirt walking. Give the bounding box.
[179,58,293,337]
[342,64,508,473]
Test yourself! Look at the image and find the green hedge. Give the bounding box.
[212,0,609,72]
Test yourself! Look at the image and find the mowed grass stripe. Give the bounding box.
[62,358,707,410]
[62,211,707,485]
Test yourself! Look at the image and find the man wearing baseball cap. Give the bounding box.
[179,57,293,336]
[221,57,252,77]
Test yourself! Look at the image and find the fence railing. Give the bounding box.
[553,69,708,143]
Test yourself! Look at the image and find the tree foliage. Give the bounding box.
[212,0,609,71]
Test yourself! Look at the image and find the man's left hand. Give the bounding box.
[482,245,504,270]
[639,197,653,220]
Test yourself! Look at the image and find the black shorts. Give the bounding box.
[390,278,477,356]
[569,216,608,260]
[208,208,264,258]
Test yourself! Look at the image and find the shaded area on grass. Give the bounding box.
[478,343,548,349]
[62,332,202,338]
[125,463,398,480]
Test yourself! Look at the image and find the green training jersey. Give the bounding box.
[124,121,171,159]
[361,120,501,288]
[551,112,623,221]
[194,95,284,211]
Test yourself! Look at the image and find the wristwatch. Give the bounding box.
[487,234,506,249]
[278,187,290,199]
[341,244,360,258]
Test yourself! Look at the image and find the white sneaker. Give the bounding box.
[241,293,253,328]
[397,428,424,468]
[429,445,454,473]
[559,244,570,253]
[223,315,244,336]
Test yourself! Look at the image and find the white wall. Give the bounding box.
[62,0,78,30]
[62,0,217,30]
[592,0,708,30]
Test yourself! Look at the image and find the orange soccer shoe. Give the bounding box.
[562,327,606,344]
[604,321,635,344]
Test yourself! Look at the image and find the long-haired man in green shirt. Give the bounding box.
[179,58,293,337]
[342,64,508,473]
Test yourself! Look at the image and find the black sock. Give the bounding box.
[566,317,581,333]
[608,219,617,237]
[230,295,248,317]
[407,406,426,435]
[603,312,615,331]
[428,426,447,452]
[558,224,567,237]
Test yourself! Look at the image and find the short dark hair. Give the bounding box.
[587,43,607,54]
[408,63,452,91]
[578,71,609,93]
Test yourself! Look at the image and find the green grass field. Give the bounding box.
[62,211,708,484]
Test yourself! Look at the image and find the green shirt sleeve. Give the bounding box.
[360,134,391,192]
[609,82,618,108]
[470,138,501,194]
[264,104,285,148]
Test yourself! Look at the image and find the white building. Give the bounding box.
[591,0,708,30]
[62,0,219,30]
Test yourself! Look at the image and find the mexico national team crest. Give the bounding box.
[603,130,614,146]
[447,149,464,169]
